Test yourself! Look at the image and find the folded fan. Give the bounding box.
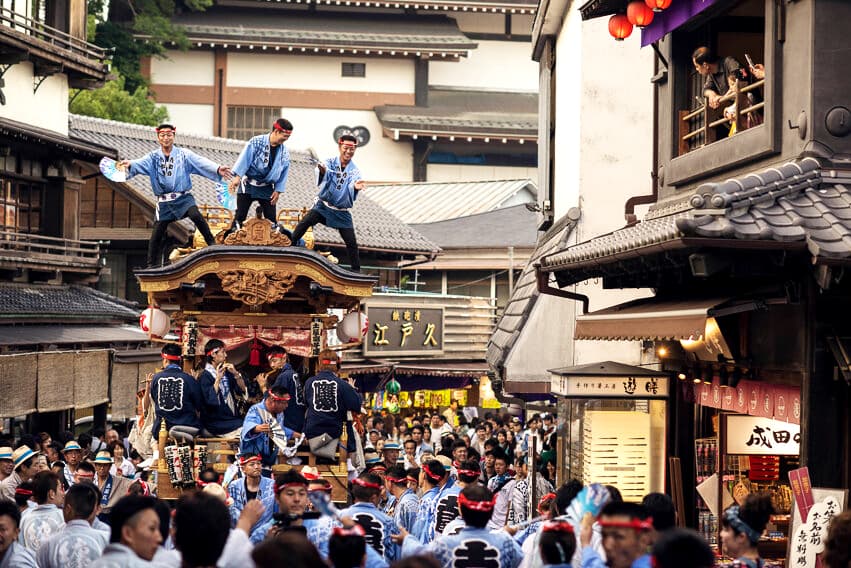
[99,157,127,182]
[566,483,611,527]
[216,180,236,210]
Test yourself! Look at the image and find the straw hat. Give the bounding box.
[93,451,114,464]
[0,447,12,461]
[62,441,83,453]
[12,446,37,470]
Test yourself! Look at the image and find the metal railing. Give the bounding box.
[679,78,765,156]
[0,5,108,63]
[0,229,102,265]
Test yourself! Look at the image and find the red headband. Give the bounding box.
[458,492,496,512]
[320,359,337,365]
[163,354,181,361]
[268,353,287,360]
[421,464,443,482]
[195,479,210,488]
[14,488,32,496]
[137,481,151,496]
[273,123,292,133]
[240,455,262,466]
[406,475,417,483]
[352,477,382,490]
[385,476,407,484]
[206,347,222,356]
[275,481,307,494]
[457,469,480,478]
[542,520,575,533]
[537,492,556,514]
[155,126,175,133]
[339,138,357,147]
[333,525,365,537]
[268,392,291,402]
[599,518,654,531]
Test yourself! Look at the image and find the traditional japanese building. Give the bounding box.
[131,0,539,181]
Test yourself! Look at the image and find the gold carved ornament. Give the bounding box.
[223,217,291,246]
[219,269,297,306]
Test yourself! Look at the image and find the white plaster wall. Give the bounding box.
[161,104,214,136]
[427,163,537,182]
[429,40,538,91]
[451,12,506,34]
[0,62,68,135]
[151,51,215,86]
[227,53,415,93]
[283,108,412,181]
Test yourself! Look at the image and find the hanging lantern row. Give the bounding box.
[609,0,672,40]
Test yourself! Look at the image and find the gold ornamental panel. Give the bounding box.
[186,262,221,282]
[219,269,297,306]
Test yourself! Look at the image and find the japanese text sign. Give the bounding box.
[364,306,444,356]
[549,374,669,398]
[726,415,800,456]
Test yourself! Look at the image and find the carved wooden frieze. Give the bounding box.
[219,269,297,306]
[223,217,291,246]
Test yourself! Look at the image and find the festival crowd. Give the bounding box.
[0,339,849,568]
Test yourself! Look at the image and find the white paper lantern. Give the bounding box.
[339,311,367,341]
[336,326,351,344]
[140,307,170,338]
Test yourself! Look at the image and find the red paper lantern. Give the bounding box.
[644,0,672,12]
[627,1,654,27]
[608,14,633,41]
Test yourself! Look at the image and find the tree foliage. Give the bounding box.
[70,75,169,126]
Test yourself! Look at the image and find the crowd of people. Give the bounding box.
[1,337,850,567]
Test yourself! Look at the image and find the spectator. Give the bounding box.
[329,525,367,568]
[720,493,773,567]
[651,528,714,568]
[0,447,11,484]
[92,495,162,566]
[13,481,34,514]
[0,500,36,566]
[824,510,851,568]
[581,501,653,568]
[642,492,677,540]
[19,470,65,552]
[0,446,38,505]
[692,46,746,109]
[174,491,231,568]
[60,441,83,487]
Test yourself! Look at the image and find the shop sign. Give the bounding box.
[726,415,800,456]
[363,306,444,356]
[549,374,669,398]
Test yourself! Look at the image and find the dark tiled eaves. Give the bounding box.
[0,117,116,162]
[232,0,536,14]
[69,115,439,255]
[540,158,851,279]
[0,283,140,322]
[162,10,476,56]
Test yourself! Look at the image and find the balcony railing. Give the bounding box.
[0,6,108,63]
[0,230,103,270]
[679,78,765,156]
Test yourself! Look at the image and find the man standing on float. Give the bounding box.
[117,123,231,267]
[290,134,365,271]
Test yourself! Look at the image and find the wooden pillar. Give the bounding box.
[213,49,228,137]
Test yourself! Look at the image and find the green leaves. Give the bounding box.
[70,75,170,126]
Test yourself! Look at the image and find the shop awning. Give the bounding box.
[640,0,723,47]
[574,297,728,341]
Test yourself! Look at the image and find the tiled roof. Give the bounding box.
[0,325,149,346]
[68,115,440,255]
[375,88,538,138]
[367,178,536,223]
[486,208,580,369]
[234,0,537,15]
[0,283,140,322]
[413,205,539,248]
[169,9,476,55]
[539,157,851,283]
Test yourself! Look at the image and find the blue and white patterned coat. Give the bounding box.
[227,475,276,544]
[339,502,399,562]
[19,504,64,552]
[232,134,291,199]
[391,489,419,533]
[37,519,108,568]
[410,486,441,544]
[240,401,294,467]
[433,482,462,536]
[403,526,523,568]
[0,542,36,568]
[305,516,388,568]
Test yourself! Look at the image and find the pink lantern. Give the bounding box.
[139,307,170,338]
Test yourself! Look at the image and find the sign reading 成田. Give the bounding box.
[725,415,800,456]
[363,306,444,356]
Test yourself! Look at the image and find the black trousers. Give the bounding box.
[233,193,277,226]
[148,205,215,267]
[291,209,360,272]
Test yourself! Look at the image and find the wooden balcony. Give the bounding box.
[0,230,103,274]
[0,6,110,87]
[679,78,765,156]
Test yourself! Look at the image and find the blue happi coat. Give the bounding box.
[404,526,523,568]
[37,519,108,568]
[227,475,276,544]
[272,363,306,432]
[232,134,291,199]
[339,502,399,562]
[433,482,461,536]
[240,401,294,467]
[304,370,362,451]
[305,517,388,568]
[199,365,245,435]
[312,157,362,228]
[150,363,203,433]
[387,489,419,533]
[410,486,441,544]
[126,147,220,221]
